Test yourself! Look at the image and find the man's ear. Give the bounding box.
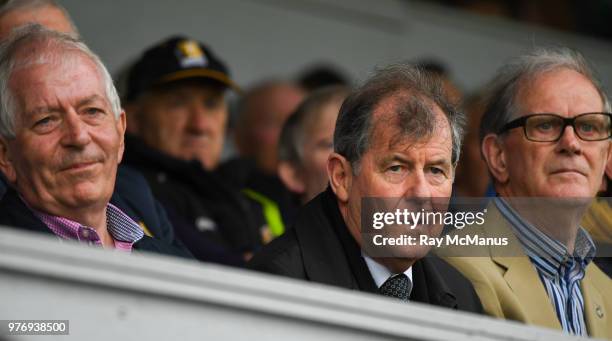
[327,152,352,203]
[0,137,16,183]
[116,110,127,163]
[278,161,305,194]
[481,134,508,184]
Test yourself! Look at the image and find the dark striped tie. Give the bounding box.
[379,273,412,301]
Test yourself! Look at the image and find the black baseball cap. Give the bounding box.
[125,35,240,101]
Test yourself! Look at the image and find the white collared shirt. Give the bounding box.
[363,255,413,289]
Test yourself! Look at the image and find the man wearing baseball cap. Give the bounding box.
[122,36,264,266]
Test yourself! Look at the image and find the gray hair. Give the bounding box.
[0,24,120,139]
[278,85,349,166]
[0,0,79,37]
[480,46,611,143]
[333,63,465,173]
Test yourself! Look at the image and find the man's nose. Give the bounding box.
[556,125,582,155]
[404,171,432,199]
[188,106,212,133]
[60,111,91,147]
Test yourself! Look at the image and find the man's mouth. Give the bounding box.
[181,131,208,145]
[61,161,98,172]
[550,168,586,176]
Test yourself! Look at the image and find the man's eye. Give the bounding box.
[35,117,52,126]
[204,98,221,109]
[429,167,446,177]
[169,97,187,108]
[536,122,553,131]
[383,164,408,184]
[34,115,61,127]
[388,165,403,173]
[85,108,104,116]
[32,116,59,133]
[578,123,595,133]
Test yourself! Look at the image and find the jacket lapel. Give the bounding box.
[0,188,53,235]
[486,203,562,330]
[411,258,458,309]
[581,266,607,338]
[295,188,377,293]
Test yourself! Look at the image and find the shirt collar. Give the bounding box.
[104,203,145,243]
[28,200,144,247]
[363,254,413,288]
[495,197,596,277]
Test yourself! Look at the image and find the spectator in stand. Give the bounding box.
[249,64,483,314]
[445,47,611,338]
[0,25,191,258]
[0,0,182,248]
[277,85,349,204]
[0,0,79,199]
[452,90,492,197]
[220,80,305,240]
[122,36,265,264]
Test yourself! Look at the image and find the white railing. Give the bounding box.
[0,227,594,341]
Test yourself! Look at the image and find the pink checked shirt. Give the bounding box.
[30,203,144,252]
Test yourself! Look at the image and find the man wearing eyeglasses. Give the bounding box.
[444,47,611,338]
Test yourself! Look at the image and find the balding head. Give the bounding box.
[235,80,305,174]
[0,0,77,40]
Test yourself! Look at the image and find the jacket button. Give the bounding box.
[596,305,604,318]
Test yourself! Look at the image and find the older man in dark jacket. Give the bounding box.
[249,64,483,314]
[0,25,190,259]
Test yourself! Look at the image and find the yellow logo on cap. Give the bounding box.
[176,40,208,68]
[178,40,204,59]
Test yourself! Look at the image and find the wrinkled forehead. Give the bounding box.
[514,68,604,116]
[10,40,89,72]
[8,47,108,116]
[369,92,451,151]
[8,42,106,99]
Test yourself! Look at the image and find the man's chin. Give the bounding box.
[63,183,110,207]
[387,244,432,259]
[549,171,588,184]
[178,148,214,167]
[544,183,594,199]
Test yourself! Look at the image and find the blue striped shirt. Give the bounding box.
[495,198,596,336]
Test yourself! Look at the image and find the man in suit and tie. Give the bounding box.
[444,47,612,338]
[249,64,483,313]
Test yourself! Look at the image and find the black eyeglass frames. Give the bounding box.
[497,112,612,142]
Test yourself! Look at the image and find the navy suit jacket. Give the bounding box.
[0,166,193,259]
